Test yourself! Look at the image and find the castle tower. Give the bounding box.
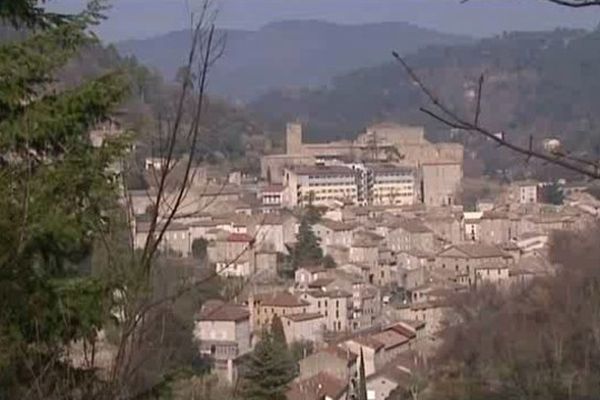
[286,122,303,155]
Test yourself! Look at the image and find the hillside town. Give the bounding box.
[127,121,600,400]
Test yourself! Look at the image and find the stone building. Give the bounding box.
[134,221,191,257]
[208,232,255,277]
[194,301,251,383]
[421,162,463,207]
[281,312,326,344]
[248,291,310,332]
[313,219,355,249]
[300,289,353,333]
[433,243,514,287]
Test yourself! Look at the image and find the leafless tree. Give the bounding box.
[80,2,271,397]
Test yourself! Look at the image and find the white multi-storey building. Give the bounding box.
[283,165,358,207]
[283,163,416,208]
[365,163,415,206]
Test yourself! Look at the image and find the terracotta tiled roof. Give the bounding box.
[317,219,355,232]
[306,289,351,299]
[396,218,432,234]
[197,302,249,322]
[253,292,308,307]
[261,184,285,193]
[227,232,254,243]
[349,335,384,351]
[286,372,347,400]
[136,221,187,233]
[440,243,508,259]
[282,312,324,322]
[388,323,416,339]
[371,330,410,350]
[307,278,335,288]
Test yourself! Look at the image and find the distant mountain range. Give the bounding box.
[115,20,471,101]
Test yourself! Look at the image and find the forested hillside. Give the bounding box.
[249,27,600,178]
[116,20,471,101]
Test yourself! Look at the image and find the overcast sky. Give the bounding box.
[49,0,600,42]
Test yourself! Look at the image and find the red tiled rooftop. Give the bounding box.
[253,291,309,307]
[287,372,347,400]
[371,330,410,350]
[197,302,249,322]
[282,312,324,322]
[349,335,384,351]
[227,232,254,243]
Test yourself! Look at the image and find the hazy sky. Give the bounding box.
[50,0,600,42]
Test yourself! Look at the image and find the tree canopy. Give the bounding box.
[239,331,298,400]
[0,0,128,397]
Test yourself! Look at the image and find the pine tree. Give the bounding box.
[0,1,127,396]
[239,331,298,400]
[541,182,564,205]
[290,215,323,269]
[271,315,287,347]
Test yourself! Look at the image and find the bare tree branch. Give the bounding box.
[474,73,484,126]
[392,52,600,179]
[543,0,600,7]
[462,0,600,6]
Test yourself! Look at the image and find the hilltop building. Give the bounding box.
[262,122,462,207]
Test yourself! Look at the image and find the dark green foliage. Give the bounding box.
[0,0,72,29]
[290,340,314,362]
[304,203,322,224]
[323,254,337,269]
[271,315,287,347]
[281,215,323,278]
[239,331,298,400]
[0,1,127,396]
[540,182,564,205]
[292,217,323,266]
[191,237,209,260]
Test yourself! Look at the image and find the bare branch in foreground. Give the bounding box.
[392,52,600,179]
[461,0,600,7]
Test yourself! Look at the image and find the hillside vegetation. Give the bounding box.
[116,20,471,101]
